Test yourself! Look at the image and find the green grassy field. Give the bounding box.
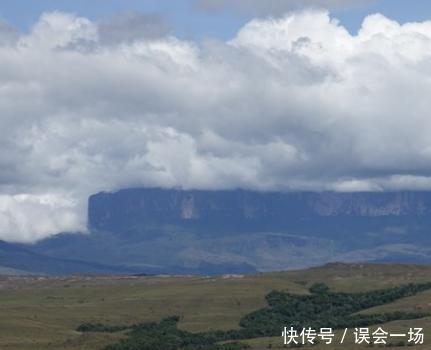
[1,263,431,349]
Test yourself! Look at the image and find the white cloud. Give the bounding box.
[0,193,84,243]
[1,10,431,241]
[18,12,98,50]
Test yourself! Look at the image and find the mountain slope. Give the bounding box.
[0,240,136,275]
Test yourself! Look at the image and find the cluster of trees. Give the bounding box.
[79,316,249,350]
[77,282,431,349]
[239,282,431,337]
[76,323,130,333]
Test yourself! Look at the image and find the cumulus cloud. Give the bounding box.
[194,0,374,16]
[0,194,83,242]
[19,12,98,50]
[1,10,431,241]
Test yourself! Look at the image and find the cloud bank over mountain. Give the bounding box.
[1,10,431,241]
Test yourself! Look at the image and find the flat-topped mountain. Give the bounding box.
[88,188,431,232]
[17,188,431,275]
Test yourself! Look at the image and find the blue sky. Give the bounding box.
[0,0,242,40]
[2,0,431,40]
[334,0,431,33]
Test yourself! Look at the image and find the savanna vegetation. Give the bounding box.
[3,264,431,349]
[78,281,431,349]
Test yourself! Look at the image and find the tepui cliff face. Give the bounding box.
[88,188,431,232]
[23,188,431,275]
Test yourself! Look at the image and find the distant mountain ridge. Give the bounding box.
[0,240,137,275]
[12,188,431,275]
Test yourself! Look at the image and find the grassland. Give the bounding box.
[1,263,431,349]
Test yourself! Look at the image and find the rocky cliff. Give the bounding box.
[25,188,431,275]
[88,188,431,232]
